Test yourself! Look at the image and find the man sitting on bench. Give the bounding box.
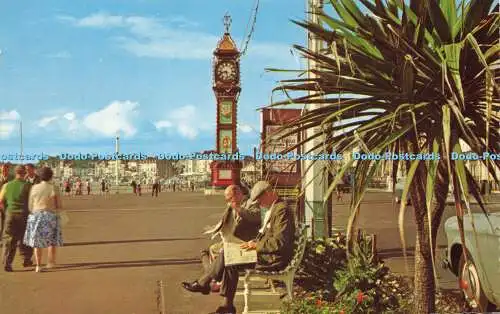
[201,185,261,291]
[182,181,295,314]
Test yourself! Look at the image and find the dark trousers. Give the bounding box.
[2,213,33,266]
[201,251,211,272]
[152,184,159,197]
[198,250,255,302]
[0,210,5,243]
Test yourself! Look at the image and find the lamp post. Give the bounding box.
[19,120,24,163]
[115,112,120,193]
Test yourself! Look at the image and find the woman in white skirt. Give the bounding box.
[24,167,63,272]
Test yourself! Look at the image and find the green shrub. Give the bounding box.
[293,233,348,302]
[283,231,413,313]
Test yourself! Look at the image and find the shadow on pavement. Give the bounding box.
[54,258,201,271]
[378,245,447,258]
[63,237,205,247]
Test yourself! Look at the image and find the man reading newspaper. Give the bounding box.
[182,181,295,314]
[201,185,261,291]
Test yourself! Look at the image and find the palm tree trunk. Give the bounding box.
[411,162,435,313]
[413,229,436,313]
[431,161,450,252]
[412,159,450,313]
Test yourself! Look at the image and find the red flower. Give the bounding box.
[339,310,345,314]
[356,291,364,304]
[315,299,322,307]
[459,279,469,290]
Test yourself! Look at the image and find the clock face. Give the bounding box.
[216,61,237,82]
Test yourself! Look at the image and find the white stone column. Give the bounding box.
[303,0,327,238]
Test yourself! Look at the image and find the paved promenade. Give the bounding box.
[0,191,498,314]
[0,192,225,314]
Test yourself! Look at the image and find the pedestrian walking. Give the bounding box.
[75,179,80,196]
[64,180,71,196]
[0,165,34,271]
[86,180,91,195]
[0,163,12,247]
[23,167,64,272]
[101,180,106,196]
[25,163,41,185]
[131,180,137,195]
[137,182,142,196]
[152,178,159,197]
[336,174,345,202]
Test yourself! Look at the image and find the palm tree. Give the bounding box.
[268,0,499,312]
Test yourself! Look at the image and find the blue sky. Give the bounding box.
[0,0,306,158]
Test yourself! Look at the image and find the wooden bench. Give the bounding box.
[242,225,308,314]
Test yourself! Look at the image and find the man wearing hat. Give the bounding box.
[0,165,34,271]
[0,163,13,246]
[182,181,295,314]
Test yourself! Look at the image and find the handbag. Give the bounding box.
[57,211,69,226]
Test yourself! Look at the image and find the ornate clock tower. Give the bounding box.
[210,14,242,188]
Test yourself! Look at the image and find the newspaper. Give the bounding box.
[223,241,257,266]
[203,206,236,241]
[204,206,257,265]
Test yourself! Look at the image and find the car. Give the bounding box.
[442,213,500,311]
[394,177,411,205]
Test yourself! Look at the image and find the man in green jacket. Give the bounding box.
[182,181,295,314]
[0,165,33,271]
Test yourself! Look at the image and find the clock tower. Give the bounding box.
[210,14,242,188]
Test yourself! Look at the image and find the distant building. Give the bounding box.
[137,158,175,179]
[63,165,74,178]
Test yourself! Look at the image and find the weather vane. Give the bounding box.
[223,12,232,33]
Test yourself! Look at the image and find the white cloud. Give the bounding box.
[178,124,198,139]
[64,112,79,131]
[47,51,71,59]
[83,101,139,137]
[35,102,139,137]
[73,13,125,28]
[59,13,292,62]
[238,123,255,133]
[0,124,16,139]
[37,116,58,127]
[64,112,76,120]
[37,112,79,133]
[154,120,172,129]
[0,110,20,120]
[154,105,212,140]
[0,110,20,139]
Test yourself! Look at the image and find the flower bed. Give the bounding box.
[281,232,470,313]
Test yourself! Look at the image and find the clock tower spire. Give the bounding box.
[223,12,232,34]
[209,13,242,188]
